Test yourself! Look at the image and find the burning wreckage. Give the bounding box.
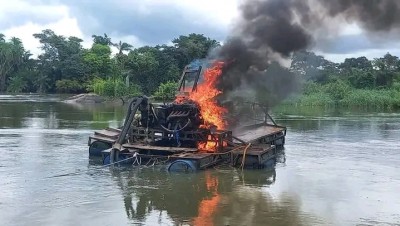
[87,62,286,172]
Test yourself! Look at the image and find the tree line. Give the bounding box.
[291,51,400,89]
[0,30,218,96]
[290,51,400,108]
[1,29,400,107]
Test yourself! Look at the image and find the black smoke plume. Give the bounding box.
[215,0,400,112]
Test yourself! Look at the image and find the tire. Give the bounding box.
[167,160,197,173]
[89,141,112,157]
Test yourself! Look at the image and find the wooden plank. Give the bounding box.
[89,135,116,144]
[170,152,213,160]
[106,127,121,133]
[231,145,276,168]
[94,129,120,139]
[235,125,284,143]
[232,145,274,156]
[122,143,198,152]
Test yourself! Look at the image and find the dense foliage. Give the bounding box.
[289,51,400,109]
[0,30,218,96]
[1,30,400,108]
[153,81,179,101]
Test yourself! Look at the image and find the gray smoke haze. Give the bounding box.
[215,0,400,110]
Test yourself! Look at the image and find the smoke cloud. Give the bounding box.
[214,0,400,110]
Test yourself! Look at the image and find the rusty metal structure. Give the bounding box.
[88,64,286,171]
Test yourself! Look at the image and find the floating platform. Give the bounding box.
[88,123,286,172]
[231,144,277,168]
[87,65,287,172]
[235,123,286,148]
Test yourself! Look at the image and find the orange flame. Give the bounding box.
[190,62,227,151]
[174,61,227,152]
[189,61,227,130]
[193,172,220,226]
[197,134,228,152]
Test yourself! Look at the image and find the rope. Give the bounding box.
[240,143,252,171]
[0,155,137,186]
[132,152,142,166]
[2,142,255,187]
[45,155,138,179]
[14,141,253,185]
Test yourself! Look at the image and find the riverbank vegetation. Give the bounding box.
[1,30,400,108]
[0,30,217,98]
[288,51,400,109]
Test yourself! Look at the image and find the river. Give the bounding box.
[0,94,399,226]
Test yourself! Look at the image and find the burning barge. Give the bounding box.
[87,63,286,172]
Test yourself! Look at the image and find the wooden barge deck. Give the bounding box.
[88,122,286,171]
[86,65,288,171]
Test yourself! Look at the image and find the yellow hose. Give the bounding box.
[241,143,252,171]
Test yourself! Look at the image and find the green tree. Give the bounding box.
[113,41,133,78]
[7,51,37,93]
[154,45,181,82]
[92,33,112,46]
[375,70,395,88]
[55,79,85,93]
[113,41,133,55]
[347,68,375,89]
[59,37,87,83]
[126,49,159,94]
[291,51,338,83]
[83,43,113,78]
[0,36,26,92]
[154,81,178,100]
[33,29,88,92]
[325,79,351,102]
[374,53,399,71]
[373,53,399,88]
[340,57,372,71]
[172,34,220,69]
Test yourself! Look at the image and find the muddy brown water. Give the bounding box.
[0,94,399,226]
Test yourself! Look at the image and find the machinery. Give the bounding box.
[88,63,287,171]
[111,65,216,152]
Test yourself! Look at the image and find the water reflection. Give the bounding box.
[274,106,400,144]
[110,168,225,225]
[107,152,317,226]
[0,100,125,130]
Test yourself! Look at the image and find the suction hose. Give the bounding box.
[110,96,145,164]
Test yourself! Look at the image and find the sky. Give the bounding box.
[1,0,400,63]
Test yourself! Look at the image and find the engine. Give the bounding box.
[135,98,204,132]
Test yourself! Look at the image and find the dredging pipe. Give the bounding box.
[110,96,145,164]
